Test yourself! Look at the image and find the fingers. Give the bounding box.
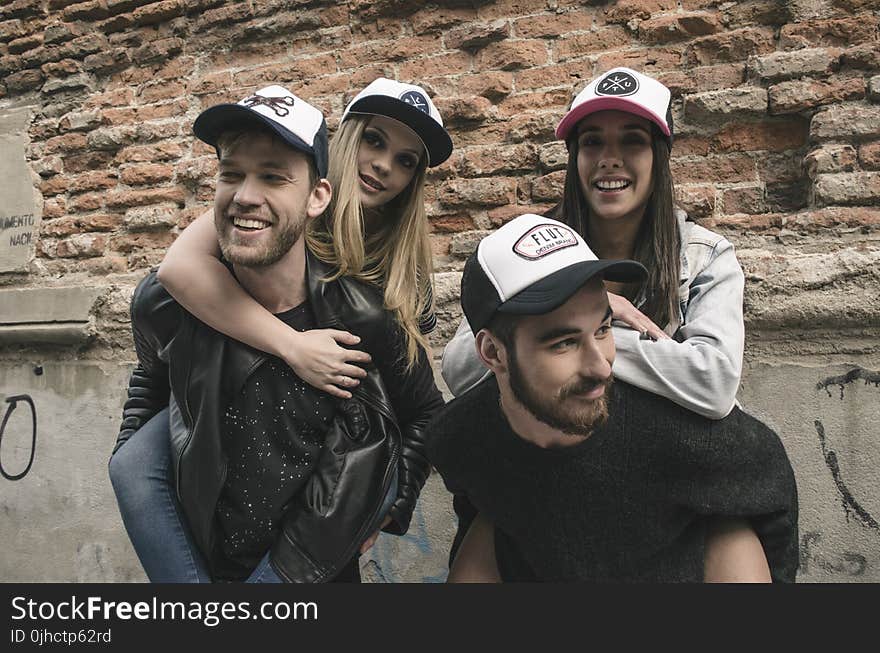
[321,383,353,400]
[360,531,380,554]
[339,364,367,379]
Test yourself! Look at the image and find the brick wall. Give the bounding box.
[1,0,879,347]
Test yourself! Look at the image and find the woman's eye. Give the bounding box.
[364,131,382,147]
[218,171,240,180]
[398,155,417,169]
[579,136,601,148]
[596,324,611,337]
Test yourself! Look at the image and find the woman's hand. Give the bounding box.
[607,292,671,342]
[283,329,373,399]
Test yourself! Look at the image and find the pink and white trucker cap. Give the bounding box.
[341,77,453,167]
[555,68,673,145]
[461,214,646,333]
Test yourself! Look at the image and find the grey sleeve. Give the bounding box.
[440,317,492,397]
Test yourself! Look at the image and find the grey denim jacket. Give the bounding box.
[440,211,745,419]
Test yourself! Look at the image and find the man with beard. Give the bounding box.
[112,86,442,583]
[426,213,798,582]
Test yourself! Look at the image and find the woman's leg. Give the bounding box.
[109,408,211,583]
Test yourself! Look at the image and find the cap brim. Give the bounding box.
[497,259,647,316]
[555,97,671,141]
[193,104,328,177]
[347,96,453,167]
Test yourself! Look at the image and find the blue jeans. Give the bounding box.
[110,408,398,583]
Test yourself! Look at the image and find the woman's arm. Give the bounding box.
[611,239,745,419]
[440,317,492,397]
[703,518,771,583]
[447,512,501,583]
[157,210,371,398]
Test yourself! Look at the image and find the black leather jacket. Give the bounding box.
[114,251,444,582]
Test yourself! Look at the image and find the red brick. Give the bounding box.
[487,203,555,225]
[676,185,716,218]
[132,36,183,65]
[721,186,765,215]
[657,64,746,96]
[430,71,513,101]
[120,163,174,186]
[410,6,477,34]
[5,68,44,92]
[859,142,880,171]
[515,61,590,93]
[685,27,775,66]
[476,39,548,71]
[672,153,757,184]
[232,54,338,88]
[710,120,809,154]
[41,58,79,77]
[459,143,537,176]
[435,96,493,124]
[768,78,866,115]
[780,16,879,51]
[8,33,42,54]
[0,19,29,42]
[44,132,88,154]
[42,197,66,219]
[193,3,254,33]
[41,213,119,237]
[43,20,87,44]
[496,89,572,118]
[513,11,592,39]
[109,230,175,253]
[803,145,858,178]
[399,51,472,80]
[429,215,476,234]
[190,71,233,96]
[529,170,566,202]
[596,46,683,73]
[721,0,792,29]
[115,142,186,163]
[446,19,509,51]
[555,27,629,61]
[438,177,517,208]
[69,192,106,212]
[54,233,109,258]
[83,86,134,108]
[63,150,114,173]
[131,0,184,26]
[639,13,721,45]
[62,1,110,22]
[105,187,186,209]
[41,170,117,195]
[603,0,677,24]
[137,80,186,103]
[839,43,880,71]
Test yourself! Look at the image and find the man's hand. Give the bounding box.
[282,329,372,399]
[360,516,392,554]
[607,292,671,342]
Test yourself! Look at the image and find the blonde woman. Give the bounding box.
[159,78,453,394]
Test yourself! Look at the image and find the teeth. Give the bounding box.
[233,217,270,229]
[595,179,630,191]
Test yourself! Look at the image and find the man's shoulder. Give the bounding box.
[130,269,182,344]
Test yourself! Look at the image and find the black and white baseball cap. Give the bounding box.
[555,67,673,146]
[461,214,646,333]
[342,78,453,167]
[193,85,329,178]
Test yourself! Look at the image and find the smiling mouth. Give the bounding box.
[359,173,385,191]
[593,179,632,192]
[232,216,271,231]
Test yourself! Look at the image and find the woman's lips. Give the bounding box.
[359,173,385,191]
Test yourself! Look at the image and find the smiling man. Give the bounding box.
[427,213,799,582]
[110,86,443,583]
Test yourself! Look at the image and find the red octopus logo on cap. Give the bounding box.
[513,224,578,259]
[243,93,296,117]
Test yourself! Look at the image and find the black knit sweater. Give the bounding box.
[427,377,799,582]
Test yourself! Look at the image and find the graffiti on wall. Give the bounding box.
[814,366,880,532]
[0,393,36,481]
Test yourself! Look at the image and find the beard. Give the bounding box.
[507,345,612,437]
[215,204,306,268]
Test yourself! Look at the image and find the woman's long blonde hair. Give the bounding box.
[306,115,434,370]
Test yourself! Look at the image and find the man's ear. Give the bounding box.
[475,329,508,375]
[307,178,332,218]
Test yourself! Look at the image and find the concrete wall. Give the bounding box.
[1,0,879,582]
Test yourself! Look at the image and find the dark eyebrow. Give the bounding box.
[218,157,289,171]
[536,327,581,344]
[578,123,651,135]
[368,124,421,158]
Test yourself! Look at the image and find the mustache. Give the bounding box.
[558,375,612,400]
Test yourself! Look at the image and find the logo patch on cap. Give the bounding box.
[242,93,296,117]
[513,224,578,260]
[399,90,430,114]
[595,71,639,97]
